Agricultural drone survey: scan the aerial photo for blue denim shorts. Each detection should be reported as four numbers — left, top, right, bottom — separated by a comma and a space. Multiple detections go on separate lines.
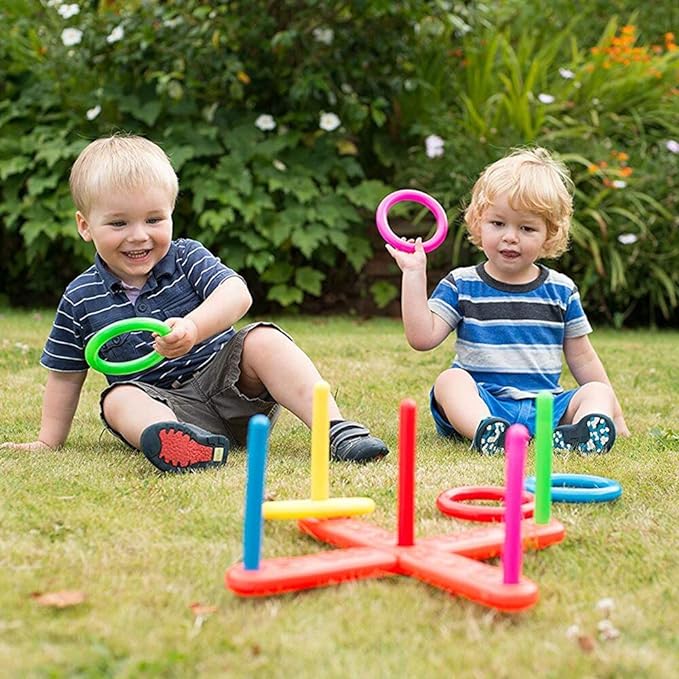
430, 383, 578, 440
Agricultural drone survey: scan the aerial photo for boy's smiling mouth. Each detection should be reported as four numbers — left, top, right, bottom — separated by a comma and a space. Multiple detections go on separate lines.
123, 249, 151, 260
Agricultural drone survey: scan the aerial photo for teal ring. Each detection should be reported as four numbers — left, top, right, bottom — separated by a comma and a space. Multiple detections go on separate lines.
85, 318, 171, 376
525, 473, 622, 503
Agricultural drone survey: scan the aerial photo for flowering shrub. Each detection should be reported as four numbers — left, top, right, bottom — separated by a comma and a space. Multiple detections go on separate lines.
0, 1, 677, 325
388, 13, 678, 326
0, 0, 461, 309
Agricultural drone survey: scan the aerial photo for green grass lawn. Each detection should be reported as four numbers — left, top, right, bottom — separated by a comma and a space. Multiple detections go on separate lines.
1, 310, 677, 678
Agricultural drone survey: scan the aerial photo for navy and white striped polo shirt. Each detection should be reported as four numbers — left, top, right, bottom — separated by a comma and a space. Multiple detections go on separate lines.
428, 263, 592, 399
40, 238, 242, 388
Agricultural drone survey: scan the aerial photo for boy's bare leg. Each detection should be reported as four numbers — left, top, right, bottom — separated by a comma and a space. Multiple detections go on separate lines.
102, 385, 177, 448
558, 381, 616, 425
433, 368, 491, 439
237, 327, 342, 427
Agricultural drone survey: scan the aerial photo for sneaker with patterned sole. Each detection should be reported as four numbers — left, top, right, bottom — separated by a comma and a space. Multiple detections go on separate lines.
140, 421, 230, 472
552, 413, 616, 454
471, 417, 510, 455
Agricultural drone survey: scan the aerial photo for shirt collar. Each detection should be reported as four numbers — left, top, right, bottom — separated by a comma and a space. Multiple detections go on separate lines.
94, 241, 178, 293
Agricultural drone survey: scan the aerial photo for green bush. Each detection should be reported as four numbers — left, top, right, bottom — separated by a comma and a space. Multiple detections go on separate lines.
0, 1, 677, 325
391, 12, 678, 326
0, 0, 463, 309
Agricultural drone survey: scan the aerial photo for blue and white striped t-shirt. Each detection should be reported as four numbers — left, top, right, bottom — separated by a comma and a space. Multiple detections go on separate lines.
428, 263, 592, 399
41, 238, 242, 388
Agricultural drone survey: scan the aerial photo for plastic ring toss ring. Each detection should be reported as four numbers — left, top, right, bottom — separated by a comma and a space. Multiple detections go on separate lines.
85, 317, 171, 376
525, 473, 622, 503
436, 485, 535, 522
375, 189, 448, 253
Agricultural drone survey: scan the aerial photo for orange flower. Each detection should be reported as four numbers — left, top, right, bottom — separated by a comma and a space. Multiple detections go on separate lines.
617, 152, 629, 162
621, 25, 635, 35
620, 166, 633, 177
588, 164, 599, 173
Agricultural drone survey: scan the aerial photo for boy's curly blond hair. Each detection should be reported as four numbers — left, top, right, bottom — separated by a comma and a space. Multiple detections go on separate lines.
464, 147, 574, 259
70, 134, 179, 216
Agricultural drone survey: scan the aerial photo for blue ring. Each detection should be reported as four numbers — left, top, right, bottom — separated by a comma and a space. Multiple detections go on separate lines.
525, 473, 622, 503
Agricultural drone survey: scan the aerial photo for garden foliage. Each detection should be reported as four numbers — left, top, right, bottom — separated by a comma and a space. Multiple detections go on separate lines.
0, 0, 677, 325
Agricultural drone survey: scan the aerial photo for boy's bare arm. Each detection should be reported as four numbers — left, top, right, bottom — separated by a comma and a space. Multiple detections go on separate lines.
563, 335, 630, 436
154, 276, 252, 359
1, 370, 87, 451
386, 239, 451, 350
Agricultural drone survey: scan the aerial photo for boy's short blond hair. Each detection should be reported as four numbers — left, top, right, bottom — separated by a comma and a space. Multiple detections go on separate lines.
69, 135, 179, 216
464, 147, 573, 259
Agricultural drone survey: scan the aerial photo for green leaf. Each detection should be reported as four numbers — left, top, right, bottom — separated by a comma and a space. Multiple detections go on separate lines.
198, 208, 235, 231
344, 236, 372, 270
27, 173, 60, 196
291, 223, 327, 257
261, 262, 294, 284
295, 267, 324, 296
267, 284, 303, 307
340, 180, 392, 210
0, 155, 32, 180
245, 251, 275, 273
370, 281, 398, 309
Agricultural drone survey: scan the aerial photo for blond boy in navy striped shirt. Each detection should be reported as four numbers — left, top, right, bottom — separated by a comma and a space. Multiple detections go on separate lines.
2, 135, 388, 470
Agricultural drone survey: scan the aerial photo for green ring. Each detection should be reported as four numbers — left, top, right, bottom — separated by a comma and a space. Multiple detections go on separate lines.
85, 318, 171, 376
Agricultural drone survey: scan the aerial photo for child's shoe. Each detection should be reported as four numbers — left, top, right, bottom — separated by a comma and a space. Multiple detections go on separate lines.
329, 420, 389, 462
140, 421, 230, 472
471, 417, 510, 455
552, 413, 616, 454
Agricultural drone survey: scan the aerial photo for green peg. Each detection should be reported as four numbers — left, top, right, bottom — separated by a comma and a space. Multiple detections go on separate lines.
534, 391, 554, 524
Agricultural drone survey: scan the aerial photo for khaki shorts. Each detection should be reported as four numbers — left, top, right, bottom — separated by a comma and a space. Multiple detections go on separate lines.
100, 322, 289, 448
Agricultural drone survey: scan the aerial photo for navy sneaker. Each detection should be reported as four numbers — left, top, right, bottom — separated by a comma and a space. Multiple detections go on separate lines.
552, 413, 616, 454
329, 421, 389, 462
471, 417, 510, 455
140, 421, 230, 472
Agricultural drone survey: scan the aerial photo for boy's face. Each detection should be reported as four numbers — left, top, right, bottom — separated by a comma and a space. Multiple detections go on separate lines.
76, 186, 174, 288
477, 192, 548, 284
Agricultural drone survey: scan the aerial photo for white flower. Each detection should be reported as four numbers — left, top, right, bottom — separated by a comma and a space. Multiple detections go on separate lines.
538, 93, 555, 104
319, 112, 341, 131
595, 597, 615, 612
617, 233, 638, 245
272, 159, 287, 172
57, 3, 79, 19
60, 27, 82, 46
312, 27, 334, 45
666, 139, 679, 154
425, 134, 445, 158
612, 180, 627, 189
565, 624, 581, 639
255, 114, 276, 131
47, 0, 62, 7
559, 68, 575, 79
600, 626, 620, 640
106, 25, 124, 44
86, 105, 101, 120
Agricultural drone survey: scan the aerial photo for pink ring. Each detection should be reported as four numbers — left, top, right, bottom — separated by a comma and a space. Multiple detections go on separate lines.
436, 485, 535, 523
376, 189, 448, 253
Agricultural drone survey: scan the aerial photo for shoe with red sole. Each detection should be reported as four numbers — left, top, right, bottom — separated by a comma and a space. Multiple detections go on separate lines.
140, 421, 230, 473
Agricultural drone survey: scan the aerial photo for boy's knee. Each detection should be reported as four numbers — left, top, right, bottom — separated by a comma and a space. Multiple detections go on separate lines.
435, 367, 473, 390
579, 381, 616, 407
101, 384, 140, 417
243, 326, 289, 355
